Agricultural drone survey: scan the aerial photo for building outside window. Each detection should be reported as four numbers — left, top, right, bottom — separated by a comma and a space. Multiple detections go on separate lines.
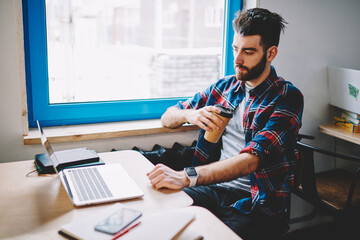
46, 0, 224, 103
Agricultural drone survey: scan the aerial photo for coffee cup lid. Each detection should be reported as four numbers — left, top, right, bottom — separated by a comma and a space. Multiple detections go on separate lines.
214, 104, 233, 118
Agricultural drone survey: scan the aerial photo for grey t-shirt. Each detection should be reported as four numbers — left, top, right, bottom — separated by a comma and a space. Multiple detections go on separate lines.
217, 83, 254, 192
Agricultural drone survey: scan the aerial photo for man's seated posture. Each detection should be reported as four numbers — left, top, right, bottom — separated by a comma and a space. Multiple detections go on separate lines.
147, 8, 303, 240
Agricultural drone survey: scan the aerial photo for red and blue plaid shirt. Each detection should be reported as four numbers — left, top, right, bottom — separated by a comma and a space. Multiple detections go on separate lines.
176, 66, 303, 216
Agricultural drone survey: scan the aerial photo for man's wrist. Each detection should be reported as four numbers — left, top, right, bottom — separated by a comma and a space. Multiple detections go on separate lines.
184, 167, 198, 187
183, 172, 190, 187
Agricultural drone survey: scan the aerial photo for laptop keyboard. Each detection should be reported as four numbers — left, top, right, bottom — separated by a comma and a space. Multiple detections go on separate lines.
67, 167, 113, 202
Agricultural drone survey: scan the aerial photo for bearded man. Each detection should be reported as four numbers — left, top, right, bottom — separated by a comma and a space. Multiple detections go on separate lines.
147, 8, 304, 240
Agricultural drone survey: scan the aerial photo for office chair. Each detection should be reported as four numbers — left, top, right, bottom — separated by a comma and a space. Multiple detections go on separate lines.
291, 138, 360, 224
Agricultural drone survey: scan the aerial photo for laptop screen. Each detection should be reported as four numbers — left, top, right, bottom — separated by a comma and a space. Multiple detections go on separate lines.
37, 120, 60, 173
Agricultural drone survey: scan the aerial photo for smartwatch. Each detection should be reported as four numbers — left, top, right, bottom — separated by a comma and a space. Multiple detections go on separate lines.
184, 167, 198, 187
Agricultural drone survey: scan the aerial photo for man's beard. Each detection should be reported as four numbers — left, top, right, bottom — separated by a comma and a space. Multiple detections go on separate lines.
235, 53, 267, 81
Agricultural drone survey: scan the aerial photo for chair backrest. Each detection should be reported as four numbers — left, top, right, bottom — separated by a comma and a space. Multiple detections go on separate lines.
294, 142, 318, 197
293, 134, 316, 191
293, 145, 304, 189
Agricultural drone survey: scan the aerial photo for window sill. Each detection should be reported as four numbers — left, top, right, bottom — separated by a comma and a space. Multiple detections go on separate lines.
23, 119, 199, 145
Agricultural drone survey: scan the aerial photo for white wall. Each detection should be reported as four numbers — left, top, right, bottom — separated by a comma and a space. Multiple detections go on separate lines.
1, 0, 360, 166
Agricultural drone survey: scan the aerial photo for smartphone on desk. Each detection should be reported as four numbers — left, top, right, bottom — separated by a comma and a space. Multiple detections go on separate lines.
94, 207, 142, 235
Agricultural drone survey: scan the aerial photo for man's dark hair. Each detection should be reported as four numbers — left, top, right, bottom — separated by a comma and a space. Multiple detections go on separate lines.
232, 8, 287, 49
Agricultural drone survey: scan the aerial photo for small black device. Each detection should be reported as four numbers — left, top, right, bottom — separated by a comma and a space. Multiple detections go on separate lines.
94, 207, 142, 235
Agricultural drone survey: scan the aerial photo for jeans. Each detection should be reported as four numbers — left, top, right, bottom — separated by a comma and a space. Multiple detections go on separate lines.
183, 185, 289, 240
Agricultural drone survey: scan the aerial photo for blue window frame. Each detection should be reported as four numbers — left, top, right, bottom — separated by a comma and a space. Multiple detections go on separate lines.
22, 0, 242, 127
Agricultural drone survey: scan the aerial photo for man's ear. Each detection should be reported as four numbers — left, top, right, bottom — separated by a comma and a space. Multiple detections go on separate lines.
266, 46, 278, 62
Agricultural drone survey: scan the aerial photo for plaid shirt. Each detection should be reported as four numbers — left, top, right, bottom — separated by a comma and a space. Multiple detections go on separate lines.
176, 66, 303, 216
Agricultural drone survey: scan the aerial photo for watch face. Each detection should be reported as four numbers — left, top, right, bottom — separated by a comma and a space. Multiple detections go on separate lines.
186, 167, 197, 176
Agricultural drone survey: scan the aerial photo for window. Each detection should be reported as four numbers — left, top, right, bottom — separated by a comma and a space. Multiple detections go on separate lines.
204, 0, 224, 27
23, 0, 242, 127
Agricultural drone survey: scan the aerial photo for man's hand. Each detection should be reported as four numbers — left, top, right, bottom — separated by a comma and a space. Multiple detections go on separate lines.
185, 106, 223, 132
161, 106, 223, 131
147, 164, 189, 190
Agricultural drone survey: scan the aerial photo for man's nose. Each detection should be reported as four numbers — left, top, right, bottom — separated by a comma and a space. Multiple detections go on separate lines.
234, 52, 243, 65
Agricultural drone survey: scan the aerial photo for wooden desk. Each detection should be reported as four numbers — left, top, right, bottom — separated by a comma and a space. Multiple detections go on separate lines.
319, 124, 360, 145
0, 150, 241, 240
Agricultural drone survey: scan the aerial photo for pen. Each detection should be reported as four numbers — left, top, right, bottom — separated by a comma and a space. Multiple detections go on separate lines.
111, 221, 142, 240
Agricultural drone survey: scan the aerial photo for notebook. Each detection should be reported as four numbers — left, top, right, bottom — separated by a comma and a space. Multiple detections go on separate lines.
59, 203, 196, 240
37, 121, 144, 206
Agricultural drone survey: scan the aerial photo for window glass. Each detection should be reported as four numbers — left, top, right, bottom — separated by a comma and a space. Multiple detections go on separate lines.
45, 0, 225, 104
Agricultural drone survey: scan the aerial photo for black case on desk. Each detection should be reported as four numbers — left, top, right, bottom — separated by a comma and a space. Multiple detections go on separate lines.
34, 149, 104, 174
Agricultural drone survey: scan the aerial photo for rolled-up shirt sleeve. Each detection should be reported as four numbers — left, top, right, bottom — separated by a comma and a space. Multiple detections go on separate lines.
175, 85, 213, 110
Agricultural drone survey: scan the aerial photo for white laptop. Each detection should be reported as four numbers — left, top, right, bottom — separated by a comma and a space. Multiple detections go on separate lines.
37, 121, 144, 206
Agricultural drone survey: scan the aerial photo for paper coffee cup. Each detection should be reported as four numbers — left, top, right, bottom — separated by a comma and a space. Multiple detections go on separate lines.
204, 104, 233, 143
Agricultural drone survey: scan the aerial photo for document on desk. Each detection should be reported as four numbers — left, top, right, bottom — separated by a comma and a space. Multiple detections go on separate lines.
59, 203, 196, 240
